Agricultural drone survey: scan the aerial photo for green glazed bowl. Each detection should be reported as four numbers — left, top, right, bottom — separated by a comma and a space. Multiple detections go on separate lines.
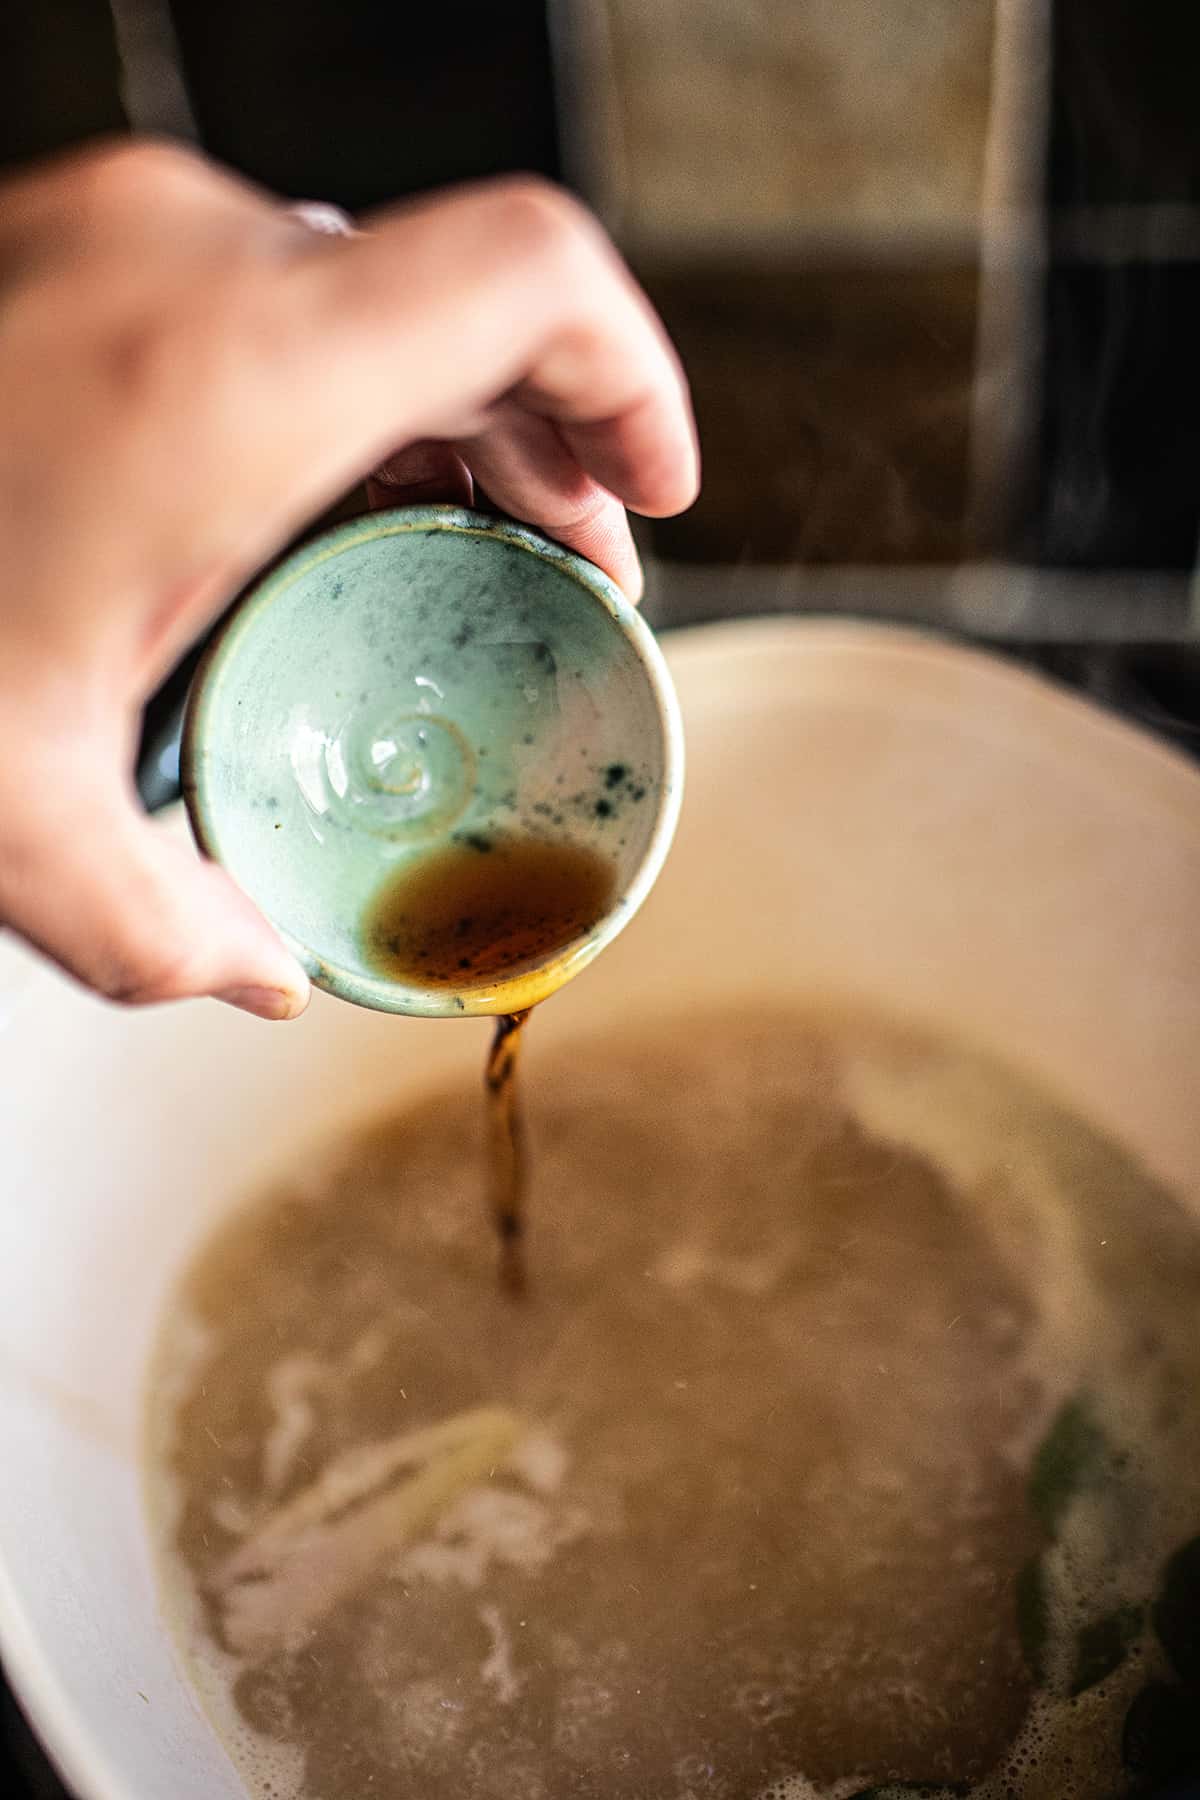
182, 506, 684, 1017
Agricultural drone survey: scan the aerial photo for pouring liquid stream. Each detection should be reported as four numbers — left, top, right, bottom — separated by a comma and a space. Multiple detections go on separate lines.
362, 833, 618, 1291
485, 1009, 532, 1296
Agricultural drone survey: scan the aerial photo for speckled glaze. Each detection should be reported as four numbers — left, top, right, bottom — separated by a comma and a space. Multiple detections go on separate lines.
182, 507, 684, 1016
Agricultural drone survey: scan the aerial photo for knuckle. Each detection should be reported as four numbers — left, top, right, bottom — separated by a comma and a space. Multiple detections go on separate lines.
99, 940, 202, 1007
103, 274, 264, 406
490, 175, 591, 257
0, 759, 214, 1009
103, 312, 180, 399
91, 864, 205, 1007
72, 137, 206, 212
552, 483, 614, 533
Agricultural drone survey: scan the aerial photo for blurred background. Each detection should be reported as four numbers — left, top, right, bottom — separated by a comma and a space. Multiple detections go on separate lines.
6, 0, 1200, 769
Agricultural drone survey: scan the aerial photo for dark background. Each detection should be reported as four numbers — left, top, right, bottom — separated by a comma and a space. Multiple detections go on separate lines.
5, 0, 1200, 577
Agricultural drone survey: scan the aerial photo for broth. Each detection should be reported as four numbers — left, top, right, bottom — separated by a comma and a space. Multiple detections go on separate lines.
147, 1010, 1200, 1800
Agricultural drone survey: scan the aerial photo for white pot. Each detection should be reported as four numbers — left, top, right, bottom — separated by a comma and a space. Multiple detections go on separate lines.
2, 619, 1199, 1798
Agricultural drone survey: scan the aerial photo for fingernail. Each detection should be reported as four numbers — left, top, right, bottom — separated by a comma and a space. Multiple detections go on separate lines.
371, 444, 468, 492
370, 473, 459, 502
216, 984, 305, 1021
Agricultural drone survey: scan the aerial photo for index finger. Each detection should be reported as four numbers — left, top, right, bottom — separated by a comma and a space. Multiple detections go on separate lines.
293, 179, 700, 520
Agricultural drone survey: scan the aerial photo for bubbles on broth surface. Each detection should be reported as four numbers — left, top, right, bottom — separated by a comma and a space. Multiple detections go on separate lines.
146, 1010, 1200, 1800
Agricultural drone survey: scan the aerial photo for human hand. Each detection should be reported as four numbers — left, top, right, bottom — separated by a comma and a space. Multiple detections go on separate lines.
0, 140, 697, 1018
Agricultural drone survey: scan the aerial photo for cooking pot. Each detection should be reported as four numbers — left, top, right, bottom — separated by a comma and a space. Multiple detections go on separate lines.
2, 618, 1199, 1798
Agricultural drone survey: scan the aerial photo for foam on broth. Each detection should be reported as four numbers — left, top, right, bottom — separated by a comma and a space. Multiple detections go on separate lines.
145, 1010, 1200, 1799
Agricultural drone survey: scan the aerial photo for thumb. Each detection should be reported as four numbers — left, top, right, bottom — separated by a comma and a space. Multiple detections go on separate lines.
1, 796, 309, 1020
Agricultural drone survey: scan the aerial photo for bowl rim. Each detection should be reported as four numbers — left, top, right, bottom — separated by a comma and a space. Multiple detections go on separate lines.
9, 614, 1200, 1800
181, 505, 686, 1017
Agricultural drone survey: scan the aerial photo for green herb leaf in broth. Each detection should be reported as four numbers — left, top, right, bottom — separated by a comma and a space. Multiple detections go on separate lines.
1029, 1396, 1111, 1537
1152, 1534, 1200, 1685
1069, 1604, 1144, 1697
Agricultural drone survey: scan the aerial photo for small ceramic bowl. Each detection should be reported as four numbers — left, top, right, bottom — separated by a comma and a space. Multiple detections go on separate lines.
182, 506, 684, 1016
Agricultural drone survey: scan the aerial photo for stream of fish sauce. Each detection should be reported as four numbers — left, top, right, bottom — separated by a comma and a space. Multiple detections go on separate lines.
484, 1010, 532, 1296
359, 832, 616, 1293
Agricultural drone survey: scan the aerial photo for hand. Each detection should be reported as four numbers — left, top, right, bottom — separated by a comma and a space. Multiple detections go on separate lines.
0, 139, 697, 1019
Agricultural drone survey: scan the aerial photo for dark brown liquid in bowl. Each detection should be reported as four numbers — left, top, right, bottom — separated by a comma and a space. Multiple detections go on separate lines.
361, 837, 616, 988
148, 1012, 1200, 1800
